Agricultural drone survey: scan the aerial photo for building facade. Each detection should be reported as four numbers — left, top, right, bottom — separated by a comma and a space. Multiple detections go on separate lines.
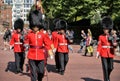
3, 0, 35, 28
12, 0, 35, 28
4, 0, 13, 6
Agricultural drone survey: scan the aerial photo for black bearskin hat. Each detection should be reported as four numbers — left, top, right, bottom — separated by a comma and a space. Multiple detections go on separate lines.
43, 20, 50, 30
55, 19, 67, 30
29, 10, 43, 29
101, 16, 113, 29
14, 18, 24, 31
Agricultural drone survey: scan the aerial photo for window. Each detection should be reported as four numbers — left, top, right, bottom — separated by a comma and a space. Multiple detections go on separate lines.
27, 9, 29, 12
27, 0, 29, 3
24, 5, 27, 8
10, 0, 12, 3
30, 0, 32, 3
5, 0, 7, 3
16, 10, 20, 13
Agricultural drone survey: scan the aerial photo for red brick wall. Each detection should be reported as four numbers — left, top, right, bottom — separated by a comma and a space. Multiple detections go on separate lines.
0, 1, 12, 28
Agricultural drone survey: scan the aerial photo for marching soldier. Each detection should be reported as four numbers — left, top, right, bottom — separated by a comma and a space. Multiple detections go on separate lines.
24, 1, 54, 81
55, 20, 73, 75
96, 16, 117, 81
52, 27, 60, 72
9, 18, 25, 73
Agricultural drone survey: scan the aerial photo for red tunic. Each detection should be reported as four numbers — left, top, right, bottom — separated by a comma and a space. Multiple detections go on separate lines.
24, 31, 51, 60
52, 31, 58, 48
40, 30, 53, 48
10, 32, 24, 52
97, 34, 115, 58
56, 34, 69, 53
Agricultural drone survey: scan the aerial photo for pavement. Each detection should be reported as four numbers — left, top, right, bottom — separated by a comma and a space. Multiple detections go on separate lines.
0, 35, 120, 81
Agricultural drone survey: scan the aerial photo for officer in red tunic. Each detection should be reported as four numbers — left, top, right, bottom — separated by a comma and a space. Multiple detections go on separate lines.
55, 20, 73, 75
10, 18, 25, 73
96, 16, 117, 81
52, 27, 60, 71
39, 27, 54, 65
24, 1, 54, 81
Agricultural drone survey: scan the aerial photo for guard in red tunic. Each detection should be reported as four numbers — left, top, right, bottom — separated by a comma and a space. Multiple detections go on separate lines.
39, 28, 54, 65
96, 16, 117, 81
55, 20, 73, 75
10, 18, 25, 73
52, 28, 59, 49
24, 1, 54, 81
52, 27, 60, 71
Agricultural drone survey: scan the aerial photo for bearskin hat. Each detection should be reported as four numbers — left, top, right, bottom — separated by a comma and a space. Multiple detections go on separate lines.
14, 18, 24, 30
29, 10, 43, 29
55, 19, 67, 30
101, 16, 113, 29
42, 20, 49, 30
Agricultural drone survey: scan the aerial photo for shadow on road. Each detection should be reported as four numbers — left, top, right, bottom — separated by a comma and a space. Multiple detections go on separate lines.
114, 60, 120, 63
5, 62, 30, 77
19, 72, 30, 77
81, 77, 102, 81
46, 64, 58, 74
5, 61, 16, 73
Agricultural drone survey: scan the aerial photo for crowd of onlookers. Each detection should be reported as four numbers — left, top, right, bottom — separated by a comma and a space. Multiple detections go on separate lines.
77, 29, 120, 56
2, 27, 120, 55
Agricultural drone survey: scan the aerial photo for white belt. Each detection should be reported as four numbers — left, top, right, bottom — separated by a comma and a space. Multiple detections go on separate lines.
59, 43, 68, 46
15, 42, 23, 44
102, 46, 113, 48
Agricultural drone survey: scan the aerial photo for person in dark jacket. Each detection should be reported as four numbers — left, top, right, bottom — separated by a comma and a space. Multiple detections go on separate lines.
3, 27, 11, 50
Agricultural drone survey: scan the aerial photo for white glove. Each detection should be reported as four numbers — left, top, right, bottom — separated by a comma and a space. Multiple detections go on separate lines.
10, 46, 13, 50
96, 52, 100, 59
52, 48, 56, 53
50, 55, 54, 59
24, 45, 29, 51
42, 14, 45, 20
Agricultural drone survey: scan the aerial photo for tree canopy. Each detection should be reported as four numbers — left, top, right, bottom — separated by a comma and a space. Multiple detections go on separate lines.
42, 0, 120, 24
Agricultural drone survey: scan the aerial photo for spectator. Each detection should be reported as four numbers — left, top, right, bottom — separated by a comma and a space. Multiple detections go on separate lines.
84, 29, 93, 56
78, 30, 86, 53
3, 27, 11, 50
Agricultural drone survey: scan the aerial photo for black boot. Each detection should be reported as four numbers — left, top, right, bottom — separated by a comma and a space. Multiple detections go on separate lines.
59, 70, 64, 75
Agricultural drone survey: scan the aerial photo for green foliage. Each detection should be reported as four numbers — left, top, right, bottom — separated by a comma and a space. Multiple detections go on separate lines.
37, 0, 120, 24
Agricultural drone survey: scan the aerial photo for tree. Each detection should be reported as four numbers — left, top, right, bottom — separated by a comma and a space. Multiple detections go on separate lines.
40, 0, 120, 24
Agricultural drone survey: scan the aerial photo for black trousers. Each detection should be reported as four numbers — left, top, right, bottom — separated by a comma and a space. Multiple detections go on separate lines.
29, 59, 45, 81
55, 52, 60, 70
14, 52, 25, 71
58, 52, 69, 72
101, 57, 114, 81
